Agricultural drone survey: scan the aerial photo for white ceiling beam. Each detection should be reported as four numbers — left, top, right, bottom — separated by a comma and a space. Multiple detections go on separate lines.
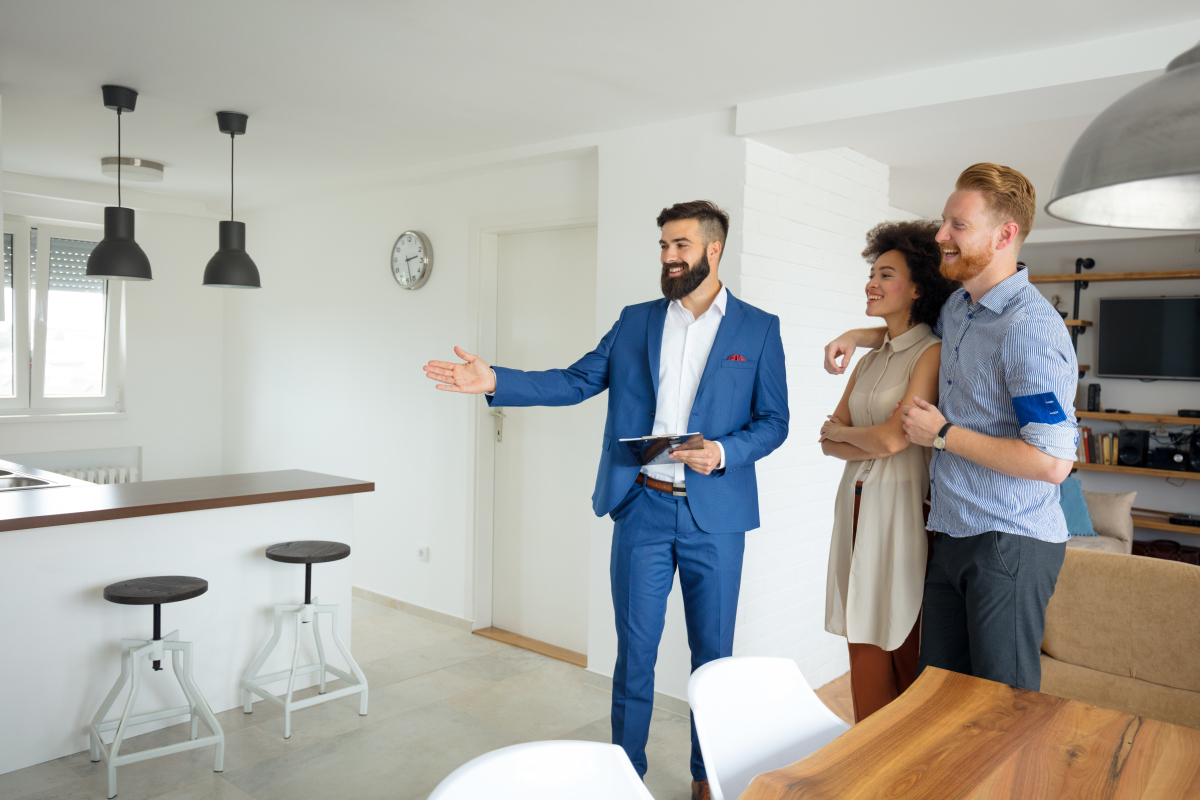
736, 20, 1200, 141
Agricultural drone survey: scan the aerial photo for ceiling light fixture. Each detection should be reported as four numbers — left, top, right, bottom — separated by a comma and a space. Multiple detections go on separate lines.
86, 85, 153, 281
1046, 40, 1200, 229
203, 112, 261, 289
101, 156, 164, 182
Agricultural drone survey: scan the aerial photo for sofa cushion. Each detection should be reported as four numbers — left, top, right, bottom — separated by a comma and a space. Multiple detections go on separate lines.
1129, 553, 1200, 693
1081, 488, 1136, 544
1066, 534, 1129, 554
1040, 654, 1200, 730
1059, 476, 1096, 535
1043, 549, 1134, 678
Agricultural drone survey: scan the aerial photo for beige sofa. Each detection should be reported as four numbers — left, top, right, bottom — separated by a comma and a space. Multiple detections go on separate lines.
1041, 547, 1200, 729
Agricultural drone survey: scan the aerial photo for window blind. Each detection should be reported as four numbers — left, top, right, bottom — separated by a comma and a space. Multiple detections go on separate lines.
49, 237, 103, 294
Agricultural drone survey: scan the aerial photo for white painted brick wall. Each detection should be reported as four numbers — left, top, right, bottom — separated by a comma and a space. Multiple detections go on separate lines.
734, 139, 892, 690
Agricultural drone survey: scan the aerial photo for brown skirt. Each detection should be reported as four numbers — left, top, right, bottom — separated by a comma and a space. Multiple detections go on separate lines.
847, 480, 922, 723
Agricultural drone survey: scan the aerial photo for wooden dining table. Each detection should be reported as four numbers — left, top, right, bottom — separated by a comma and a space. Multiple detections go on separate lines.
741, 667, 1200, 799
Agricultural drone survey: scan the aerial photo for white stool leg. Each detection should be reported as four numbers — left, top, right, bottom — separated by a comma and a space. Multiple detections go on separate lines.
282, 611, 303, 739
243, 605, 286, 713
106, 641, 153, 799
90, 642, 137, 762
312, 598, 328, 695
170, 640, 225, 773
327, 604, 369, 715
171, 645, 199, 740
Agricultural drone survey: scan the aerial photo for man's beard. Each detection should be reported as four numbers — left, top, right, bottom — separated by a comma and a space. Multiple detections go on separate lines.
661, 252, 710, 301
939, 242, 993, 282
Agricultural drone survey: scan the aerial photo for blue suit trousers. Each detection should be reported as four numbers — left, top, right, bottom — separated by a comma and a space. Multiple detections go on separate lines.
609, 483, 745, 781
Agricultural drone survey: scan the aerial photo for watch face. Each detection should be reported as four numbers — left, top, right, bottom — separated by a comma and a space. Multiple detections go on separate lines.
392, 232, 430, 289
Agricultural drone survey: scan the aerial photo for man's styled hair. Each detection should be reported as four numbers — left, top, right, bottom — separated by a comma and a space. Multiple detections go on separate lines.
862, 220, 959, 328
656, 200, 730, 248
955, 163, 1037, 244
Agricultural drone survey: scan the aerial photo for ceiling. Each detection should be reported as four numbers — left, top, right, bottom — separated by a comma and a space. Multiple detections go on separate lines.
2, 0, 1199, 211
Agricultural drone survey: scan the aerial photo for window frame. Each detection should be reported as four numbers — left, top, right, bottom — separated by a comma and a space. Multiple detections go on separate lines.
1, 219, 124, 416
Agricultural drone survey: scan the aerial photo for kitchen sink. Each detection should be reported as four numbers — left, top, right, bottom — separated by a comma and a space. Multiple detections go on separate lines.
0, 469, 68, 492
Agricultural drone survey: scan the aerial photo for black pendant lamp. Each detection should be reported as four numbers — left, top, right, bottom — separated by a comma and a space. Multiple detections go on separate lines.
203, 111, 261, 288
86, 85, 153, 281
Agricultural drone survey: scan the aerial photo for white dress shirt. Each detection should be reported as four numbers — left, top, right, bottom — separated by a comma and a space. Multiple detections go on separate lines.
644, 286, 728, 485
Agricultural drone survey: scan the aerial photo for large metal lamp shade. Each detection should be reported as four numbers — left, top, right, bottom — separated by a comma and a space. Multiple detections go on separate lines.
202, 221, 260, 288
87, 207, 152, 281
1046, 41, 1200, 229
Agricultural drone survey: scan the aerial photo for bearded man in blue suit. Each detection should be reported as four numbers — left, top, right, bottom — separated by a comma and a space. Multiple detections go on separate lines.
424, 201, 788, 799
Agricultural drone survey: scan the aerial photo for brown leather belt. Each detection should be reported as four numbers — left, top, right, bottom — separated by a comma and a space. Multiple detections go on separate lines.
636, 473, 687, 497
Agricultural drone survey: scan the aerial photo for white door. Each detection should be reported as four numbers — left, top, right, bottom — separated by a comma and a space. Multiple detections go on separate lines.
492, 225, 598, 655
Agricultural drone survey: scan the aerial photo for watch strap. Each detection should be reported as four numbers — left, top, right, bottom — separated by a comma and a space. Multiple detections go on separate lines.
937, 422, 954, 440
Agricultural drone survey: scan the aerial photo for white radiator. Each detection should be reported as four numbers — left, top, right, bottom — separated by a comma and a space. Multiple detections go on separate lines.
60, 467, 140, 485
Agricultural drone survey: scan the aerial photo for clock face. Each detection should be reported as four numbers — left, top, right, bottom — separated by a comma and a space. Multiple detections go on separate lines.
391, 231, 432, 290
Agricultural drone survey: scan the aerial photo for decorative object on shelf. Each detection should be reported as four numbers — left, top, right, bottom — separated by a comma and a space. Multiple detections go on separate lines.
1087, 384, 1101, 412
1148, 448, 1188, 472
1050, 294, 1068, 319
1046, 39, 1200, 229
86, 85, 152, 281
1168, 514, 1200, 528
203, 112, 261, 289
1180, 409, 1200, 418
391, 230, 433, 290
100, 156, 163, 182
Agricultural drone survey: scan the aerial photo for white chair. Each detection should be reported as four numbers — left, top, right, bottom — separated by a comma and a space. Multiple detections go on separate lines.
688, 657, 851, 800
428, 741, 654, 800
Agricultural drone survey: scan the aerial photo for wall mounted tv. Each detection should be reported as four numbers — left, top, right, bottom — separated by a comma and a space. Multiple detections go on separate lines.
1097, 297, 1200, 381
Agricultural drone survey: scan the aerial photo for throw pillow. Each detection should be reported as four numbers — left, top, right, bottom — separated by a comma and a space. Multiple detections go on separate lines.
1081, 488, 1137, 544
1059, 476, 1097, 537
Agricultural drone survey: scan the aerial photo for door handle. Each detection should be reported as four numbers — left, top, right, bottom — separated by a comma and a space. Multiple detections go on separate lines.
491, 408, 505, 443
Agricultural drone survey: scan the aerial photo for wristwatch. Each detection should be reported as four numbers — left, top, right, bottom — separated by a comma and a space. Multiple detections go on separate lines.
933, 423, 953, 451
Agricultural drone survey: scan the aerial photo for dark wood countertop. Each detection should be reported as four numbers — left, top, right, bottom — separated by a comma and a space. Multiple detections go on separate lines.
0, 461, 374, 533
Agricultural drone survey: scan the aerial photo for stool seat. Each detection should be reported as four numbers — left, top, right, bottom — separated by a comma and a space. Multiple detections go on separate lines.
266, 540, 350, 564
103, 576, 208, 605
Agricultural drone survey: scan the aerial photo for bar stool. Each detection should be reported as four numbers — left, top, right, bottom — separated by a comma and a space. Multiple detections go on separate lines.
90, 577, 225, 799
242, 541, 368, 738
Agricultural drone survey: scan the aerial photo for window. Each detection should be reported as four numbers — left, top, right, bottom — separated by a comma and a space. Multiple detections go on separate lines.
0, 221, 123, 416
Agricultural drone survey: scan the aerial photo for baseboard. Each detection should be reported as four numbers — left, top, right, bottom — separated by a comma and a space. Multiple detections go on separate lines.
352, 586, 474, 632
581, 670, 690, 717
473, 627, 587, 668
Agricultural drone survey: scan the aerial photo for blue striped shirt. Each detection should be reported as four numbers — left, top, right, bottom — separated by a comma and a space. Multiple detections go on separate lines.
927, 267, 1079, 543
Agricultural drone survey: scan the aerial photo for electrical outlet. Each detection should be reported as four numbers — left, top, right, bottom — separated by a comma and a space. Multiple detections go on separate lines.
417, 546, 430, 562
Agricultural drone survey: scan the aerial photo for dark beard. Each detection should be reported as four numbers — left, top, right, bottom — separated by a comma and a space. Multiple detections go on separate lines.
661, 252, 710, 301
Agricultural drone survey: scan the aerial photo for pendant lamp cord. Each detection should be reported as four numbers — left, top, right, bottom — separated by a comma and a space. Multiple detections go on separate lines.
117, 109, 122, 208
230, 132, 235, 222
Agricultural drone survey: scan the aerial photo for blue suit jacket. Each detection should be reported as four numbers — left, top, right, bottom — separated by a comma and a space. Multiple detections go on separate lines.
487, 292, 788, 534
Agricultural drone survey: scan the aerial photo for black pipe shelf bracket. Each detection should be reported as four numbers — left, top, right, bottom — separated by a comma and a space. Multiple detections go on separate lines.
1071, 258, 1095, 380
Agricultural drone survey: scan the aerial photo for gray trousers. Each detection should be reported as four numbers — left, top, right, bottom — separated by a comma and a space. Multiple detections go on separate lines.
917, 530, 1066, 691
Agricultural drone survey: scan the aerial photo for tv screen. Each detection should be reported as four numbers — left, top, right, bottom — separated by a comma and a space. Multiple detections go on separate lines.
1097, 297, 1200, 381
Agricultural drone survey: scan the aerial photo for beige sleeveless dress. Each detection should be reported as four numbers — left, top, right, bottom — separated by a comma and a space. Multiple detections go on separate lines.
825, 323, 940, 652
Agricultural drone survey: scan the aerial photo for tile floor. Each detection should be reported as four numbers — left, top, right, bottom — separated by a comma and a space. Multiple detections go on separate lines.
2, 598, 715, 800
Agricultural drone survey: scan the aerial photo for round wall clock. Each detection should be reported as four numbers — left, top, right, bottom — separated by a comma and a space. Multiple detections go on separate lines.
391, 230, 433, 290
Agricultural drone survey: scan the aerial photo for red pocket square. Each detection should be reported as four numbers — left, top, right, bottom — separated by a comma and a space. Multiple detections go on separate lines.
727, 354, 746, 361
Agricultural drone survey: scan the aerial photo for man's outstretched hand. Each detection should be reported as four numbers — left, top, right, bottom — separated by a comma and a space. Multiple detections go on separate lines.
424, 347, 497, 394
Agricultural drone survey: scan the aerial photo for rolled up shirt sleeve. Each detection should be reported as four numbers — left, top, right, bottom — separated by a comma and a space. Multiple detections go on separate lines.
1001, 314, 1080, 461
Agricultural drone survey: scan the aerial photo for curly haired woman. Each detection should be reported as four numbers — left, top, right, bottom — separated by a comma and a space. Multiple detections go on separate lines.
819, 220, 958, 722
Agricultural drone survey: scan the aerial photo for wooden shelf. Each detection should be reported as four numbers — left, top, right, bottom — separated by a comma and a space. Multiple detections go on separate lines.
1031, 269, 1200, 285
1073, 462, 1200, 480
1064, 319, 1093, 327
1131, 512, 1200, 534
1076, 410, 1200, 425
1078, 365, 1090, 373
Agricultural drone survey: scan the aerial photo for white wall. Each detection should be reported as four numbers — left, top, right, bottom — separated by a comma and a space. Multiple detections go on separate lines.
1, 178, 224, 480
220, 154, 599, 621
1023, 234, 1200, 547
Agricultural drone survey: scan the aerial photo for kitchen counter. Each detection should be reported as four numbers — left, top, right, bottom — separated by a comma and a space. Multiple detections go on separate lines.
0, 459, 374, 532
0, 461, 374, 775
